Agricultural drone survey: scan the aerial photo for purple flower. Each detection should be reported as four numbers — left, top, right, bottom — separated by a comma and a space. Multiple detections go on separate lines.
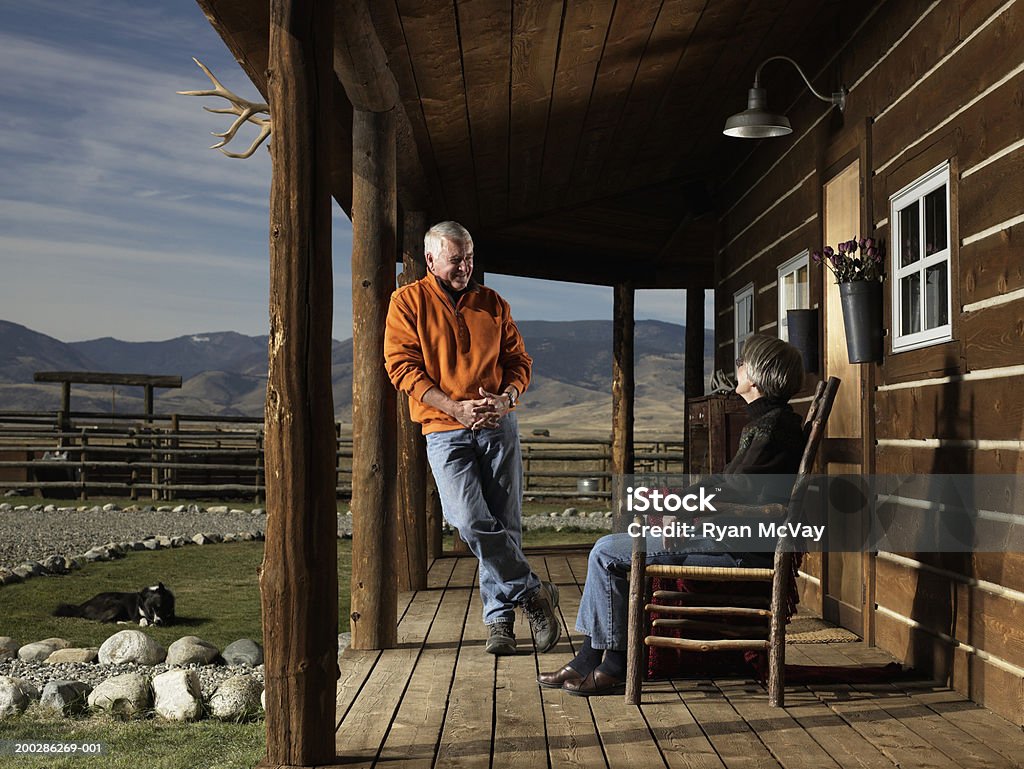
864, 237, 875, 249
868, 246, 880, 261
847, 239, 858, 253
838, 241, 848, 255
823, 245, 835, 258
829, 253, 841, 268
811, 250, 822, 264
858, 237, 867, 249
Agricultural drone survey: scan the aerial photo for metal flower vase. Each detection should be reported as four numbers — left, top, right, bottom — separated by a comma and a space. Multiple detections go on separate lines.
838, 280, 883, 363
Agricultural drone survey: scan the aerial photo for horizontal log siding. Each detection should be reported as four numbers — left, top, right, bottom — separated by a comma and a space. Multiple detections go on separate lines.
715, 0, 1024, 722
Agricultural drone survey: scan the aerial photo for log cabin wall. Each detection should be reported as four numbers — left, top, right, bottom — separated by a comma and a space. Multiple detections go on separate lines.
712, 0, 1024, 724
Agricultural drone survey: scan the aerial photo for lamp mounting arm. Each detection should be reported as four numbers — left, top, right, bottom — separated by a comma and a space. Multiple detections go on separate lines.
753, 55, 846, 112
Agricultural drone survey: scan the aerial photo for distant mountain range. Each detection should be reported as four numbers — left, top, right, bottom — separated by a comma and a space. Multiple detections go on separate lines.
0, 319, 713, 437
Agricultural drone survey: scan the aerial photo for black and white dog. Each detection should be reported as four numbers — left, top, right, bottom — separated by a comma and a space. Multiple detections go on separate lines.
53, 583, 176, 626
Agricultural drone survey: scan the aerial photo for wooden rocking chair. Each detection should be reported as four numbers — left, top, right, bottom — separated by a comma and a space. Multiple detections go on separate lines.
625, 376, 840, 707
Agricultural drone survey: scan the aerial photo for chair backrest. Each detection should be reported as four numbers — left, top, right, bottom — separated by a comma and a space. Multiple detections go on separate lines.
774, 376, 841, 557
797, 377, 841, 477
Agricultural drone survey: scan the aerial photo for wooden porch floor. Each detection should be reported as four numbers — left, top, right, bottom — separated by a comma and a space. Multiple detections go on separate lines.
334, 550, 1024, 769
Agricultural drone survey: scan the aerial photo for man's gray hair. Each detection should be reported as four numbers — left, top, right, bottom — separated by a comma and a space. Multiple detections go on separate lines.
741, 334, 804, 401
424, 221, 473, 259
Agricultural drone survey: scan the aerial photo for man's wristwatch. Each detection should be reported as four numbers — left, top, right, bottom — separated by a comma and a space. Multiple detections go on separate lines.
504, 387, 518, 409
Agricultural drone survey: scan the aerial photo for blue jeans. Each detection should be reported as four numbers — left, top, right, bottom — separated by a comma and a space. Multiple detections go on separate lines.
425, 413, 540, 625
576, 532, 750, 650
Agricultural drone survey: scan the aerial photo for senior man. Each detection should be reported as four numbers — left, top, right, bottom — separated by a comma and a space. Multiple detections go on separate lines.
384, 221, 560, 655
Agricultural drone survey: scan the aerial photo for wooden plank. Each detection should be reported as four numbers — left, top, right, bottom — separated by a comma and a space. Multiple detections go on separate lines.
774, 688, 897, 769
902, 681, 1024, 767
397, 0, 479, 226
368, 1, 448, 215
538, 0, 616, 210
537, 554, 610, 769
34, 372, 182, 388
674, 680, 783, 769
493, 587, 550, 769
717, 680, 841, 769
459, 0, 512, 226
370, 557, 477, 768
960, 145, 1024, 246
334, 577, 447, 764
434, 586, 496, 768
507, 0, 564, 219
594, 0, 708, 196
875, 377, 1024, 441
640, 679, 726, 769
961, 219, 1024, 305
845, 682, 1013, 769
875, 445, 1024, 475
568, 0, 663, 201
627, 0, 747, 184
873, 0, 1024, 171
963, 295, 1024, 371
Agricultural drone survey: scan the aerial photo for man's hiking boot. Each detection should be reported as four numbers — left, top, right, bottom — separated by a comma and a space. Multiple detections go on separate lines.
523, 581, 561, 653
485, 619, 516, 655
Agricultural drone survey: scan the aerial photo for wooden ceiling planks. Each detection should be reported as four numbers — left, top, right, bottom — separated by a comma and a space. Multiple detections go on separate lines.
507, 0, 565, 220
594, 0, 709, 199
624, 0, 749, 190
567, 0, 664, 205
458, 0, 513, 227
671, 0, 816, 185
369, 2, 449, 216
397, 0, 480, 227
536, 0, 617, 212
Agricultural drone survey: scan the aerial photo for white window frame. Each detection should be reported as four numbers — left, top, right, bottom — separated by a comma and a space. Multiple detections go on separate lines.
890, 162, 953, 353
777, 250, 810, 342
734, 283, 754, 362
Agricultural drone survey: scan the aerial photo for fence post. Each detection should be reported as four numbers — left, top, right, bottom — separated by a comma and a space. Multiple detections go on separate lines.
255, 429, 264, 506
129, 429, 139, 502
167, 415, 179, 502
79, 431, 88, 501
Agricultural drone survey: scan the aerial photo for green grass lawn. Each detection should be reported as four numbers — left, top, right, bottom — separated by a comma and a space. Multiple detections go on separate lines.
0, 526, 602, 769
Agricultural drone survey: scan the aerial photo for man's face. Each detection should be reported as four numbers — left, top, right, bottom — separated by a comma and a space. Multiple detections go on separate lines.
427, 238, 473, 291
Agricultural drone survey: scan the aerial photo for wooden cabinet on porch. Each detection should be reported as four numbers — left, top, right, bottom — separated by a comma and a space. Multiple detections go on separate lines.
685, 392, 748, 475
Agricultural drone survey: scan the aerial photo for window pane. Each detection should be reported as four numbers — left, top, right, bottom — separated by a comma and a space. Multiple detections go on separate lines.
796, 266, 808, 307
925, 262, 949, 329
900, 201, 920, 267
901, 273, 921, 335
924, 186, 947, 256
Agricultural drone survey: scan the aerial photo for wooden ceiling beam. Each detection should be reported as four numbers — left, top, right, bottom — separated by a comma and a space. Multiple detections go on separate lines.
474, 237, 713, 289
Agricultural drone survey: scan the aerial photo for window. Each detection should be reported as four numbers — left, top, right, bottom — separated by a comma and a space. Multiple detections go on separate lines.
777, 251, 810, 341
734, 283, 754, 360
890, 163, 952, 352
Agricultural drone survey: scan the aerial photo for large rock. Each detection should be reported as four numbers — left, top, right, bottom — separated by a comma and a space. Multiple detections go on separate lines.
152, 670, 202, 721
18, 638, 71, 663
0, 637, 19, 661
209, 675, 262, 720
222, 638, 263, 667
87, 673, 151, 717
0, 677, 31, 718
166, 636, 220, 666
98, 630, 166, 665
47, 648, 99, 664
41, 681, 92, 715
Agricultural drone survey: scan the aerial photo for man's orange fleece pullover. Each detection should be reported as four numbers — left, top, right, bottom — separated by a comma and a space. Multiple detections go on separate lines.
384, 275, 532, 434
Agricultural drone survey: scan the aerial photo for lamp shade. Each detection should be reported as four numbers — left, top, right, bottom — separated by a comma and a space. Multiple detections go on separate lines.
723, 87, 793, 138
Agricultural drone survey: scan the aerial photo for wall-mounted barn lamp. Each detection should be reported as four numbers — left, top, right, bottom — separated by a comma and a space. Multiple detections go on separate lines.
723, 56, 847, 139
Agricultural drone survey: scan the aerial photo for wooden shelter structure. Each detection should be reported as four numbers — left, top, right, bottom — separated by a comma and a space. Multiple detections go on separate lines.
191, 1, 1024, 766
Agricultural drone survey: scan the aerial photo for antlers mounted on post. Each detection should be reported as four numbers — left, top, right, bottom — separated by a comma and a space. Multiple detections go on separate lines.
178, 58, 271, 159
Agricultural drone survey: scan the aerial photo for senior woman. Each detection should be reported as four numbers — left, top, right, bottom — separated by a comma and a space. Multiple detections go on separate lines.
538, 333, 806, 696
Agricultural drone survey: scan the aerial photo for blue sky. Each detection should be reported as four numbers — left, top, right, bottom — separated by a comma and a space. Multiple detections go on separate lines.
1, 1, 710, 343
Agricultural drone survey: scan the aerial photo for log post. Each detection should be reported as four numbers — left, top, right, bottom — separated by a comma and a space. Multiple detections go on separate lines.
612, 282, 635, 532
395, 209, 428, 590
685, 287, 705, 399
685, 287, 705, 478
349, 106, 398, 651
260, 1, 337, 766
426, 471, 443, 561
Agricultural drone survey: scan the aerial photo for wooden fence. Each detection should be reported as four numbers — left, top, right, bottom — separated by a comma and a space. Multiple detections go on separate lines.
0, 411, 683, 502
